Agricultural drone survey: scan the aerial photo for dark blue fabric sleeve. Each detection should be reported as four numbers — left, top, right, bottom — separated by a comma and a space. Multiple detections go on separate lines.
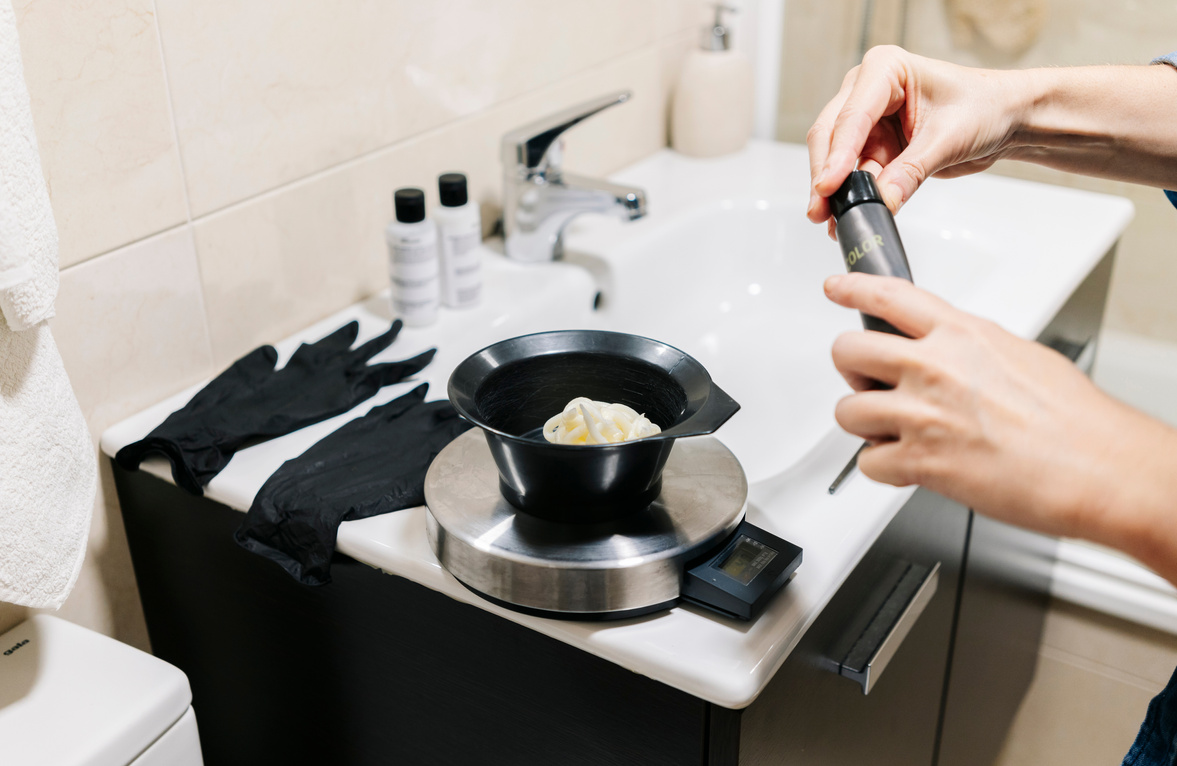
1154, 53, 1177, 208
1123, 663, 1177, 765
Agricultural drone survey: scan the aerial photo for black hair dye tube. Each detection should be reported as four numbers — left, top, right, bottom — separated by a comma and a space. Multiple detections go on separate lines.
828, 170, 914, 336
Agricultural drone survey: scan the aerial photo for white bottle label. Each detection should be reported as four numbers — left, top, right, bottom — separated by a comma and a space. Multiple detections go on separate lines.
387, 221, 439, 326
391, 236, 436, 265
439, 223, 482, 308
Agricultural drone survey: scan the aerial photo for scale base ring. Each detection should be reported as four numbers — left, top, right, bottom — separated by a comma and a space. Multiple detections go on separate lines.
424, 430, 749, 617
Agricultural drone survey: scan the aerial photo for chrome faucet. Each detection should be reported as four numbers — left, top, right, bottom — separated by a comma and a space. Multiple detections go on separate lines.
501, 91, 647, 262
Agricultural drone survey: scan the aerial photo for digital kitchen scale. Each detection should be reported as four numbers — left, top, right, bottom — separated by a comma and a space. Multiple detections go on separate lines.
424, 429, 802, 621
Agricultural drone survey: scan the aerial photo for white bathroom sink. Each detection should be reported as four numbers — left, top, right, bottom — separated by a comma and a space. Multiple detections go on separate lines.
564, 145, 1007, 483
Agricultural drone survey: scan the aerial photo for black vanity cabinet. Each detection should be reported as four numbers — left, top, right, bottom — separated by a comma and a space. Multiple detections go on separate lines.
113, 250, 1114, 766
114, 466, 967, 766
738, 488, 969, 766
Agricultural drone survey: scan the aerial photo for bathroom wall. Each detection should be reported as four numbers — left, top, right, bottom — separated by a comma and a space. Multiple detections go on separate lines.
0, 0, 709, 647
777, 2, 1177, 763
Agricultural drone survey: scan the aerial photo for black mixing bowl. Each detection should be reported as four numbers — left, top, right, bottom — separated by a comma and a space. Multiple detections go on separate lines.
447, 330, 740, 523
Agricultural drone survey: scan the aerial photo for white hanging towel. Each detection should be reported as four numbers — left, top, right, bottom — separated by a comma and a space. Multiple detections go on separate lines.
0, 0, 96, 609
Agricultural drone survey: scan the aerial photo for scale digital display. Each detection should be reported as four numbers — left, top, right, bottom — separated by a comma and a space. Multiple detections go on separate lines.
717, 536, 778, 585
681, 521, 804, 620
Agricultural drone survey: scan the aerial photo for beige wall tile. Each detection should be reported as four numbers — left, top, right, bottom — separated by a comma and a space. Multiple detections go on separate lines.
775, 0, 868, 144
994, 649, 1155, 766
561, 33, 691, 178
44, 226, 216, 648
1054, 602, 1177, 691
1105, 192, 1177, 342
906, 0, 1177, 69
14, 0, 188, 267
193, 169, 387, 367
998, 648, 1153, 765
1042, 599, 1177, 689
156, 0, 663, 216
53, 227, 214, 433
653, 0, 710, 41
195, 41, 673, 366
993, 600, 1177, 763
47, 473, 150, 650
862, 0, 906, 51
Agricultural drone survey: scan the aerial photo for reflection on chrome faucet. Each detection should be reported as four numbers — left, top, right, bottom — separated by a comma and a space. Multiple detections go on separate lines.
501, 91, 647, 262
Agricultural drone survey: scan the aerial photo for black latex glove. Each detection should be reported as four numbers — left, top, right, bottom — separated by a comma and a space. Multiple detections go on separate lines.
116, 320, 435, 495
234, 383, 472, 585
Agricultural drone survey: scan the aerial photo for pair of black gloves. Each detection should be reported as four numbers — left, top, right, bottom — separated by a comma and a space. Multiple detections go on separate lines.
116, 320, 471, 585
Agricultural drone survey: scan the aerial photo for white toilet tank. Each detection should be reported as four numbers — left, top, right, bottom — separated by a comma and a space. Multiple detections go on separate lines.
0, 615, 204, 766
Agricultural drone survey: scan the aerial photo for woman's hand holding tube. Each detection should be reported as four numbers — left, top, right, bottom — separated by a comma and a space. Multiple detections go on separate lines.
826, 272, 1177, 585
806, 46, 1027, 231
807, 46, 1177, 235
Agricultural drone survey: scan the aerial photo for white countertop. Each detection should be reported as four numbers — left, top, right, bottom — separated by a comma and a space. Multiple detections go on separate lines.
101, 141, 1135, 709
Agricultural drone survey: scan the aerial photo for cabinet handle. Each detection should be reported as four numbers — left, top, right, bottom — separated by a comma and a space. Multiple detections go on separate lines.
829, 560, 940, 695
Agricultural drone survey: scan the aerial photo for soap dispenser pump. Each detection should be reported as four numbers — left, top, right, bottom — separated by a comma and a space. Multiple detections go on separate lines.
671, 3, 754, 158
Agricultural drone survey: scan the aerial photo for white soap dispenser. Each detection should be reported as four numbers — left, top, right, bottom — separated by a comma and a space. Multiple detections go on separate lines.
671, 3, 754, 158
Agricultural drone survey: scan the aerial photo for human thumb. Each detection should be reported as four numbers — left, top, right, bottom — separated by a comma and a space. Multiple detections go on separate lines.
874, 135, 945, 214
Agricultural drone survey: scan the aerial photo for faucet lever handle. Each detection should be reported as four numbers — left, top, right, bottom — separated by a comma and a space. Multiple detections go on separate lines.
502, 90, 631, 175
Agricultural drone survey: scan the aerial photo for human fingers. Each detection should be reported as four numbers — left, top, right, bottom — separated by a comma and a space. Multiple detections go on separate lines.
807, 67, 859, 222
824, 273, 952, 339
871, 133, 948, 213
814, 46, 912, 201
857, 119, 905, 182
834, 391, 901, 442
831, 330, 914, 390
856, 440, 922, 487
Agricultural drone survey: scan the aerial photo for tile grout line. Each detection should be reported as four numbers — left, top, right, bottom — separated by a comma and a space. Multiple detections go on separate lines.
57, 223, 192, 276
148, 0, 215, 368
1038, 643, 1172, 693
147, 0, 194, 226
62, 24, 699, 272
180, 27, 699, 226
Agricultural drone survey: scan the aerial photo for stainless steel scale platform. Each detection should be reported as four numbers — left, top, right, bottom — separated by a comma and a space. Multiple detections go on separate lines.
424, 429, 749, 619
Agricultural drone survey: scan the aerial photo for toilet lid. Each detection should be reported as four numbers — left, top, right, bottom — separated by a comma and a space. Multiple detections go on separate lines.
0, 615, 192, 766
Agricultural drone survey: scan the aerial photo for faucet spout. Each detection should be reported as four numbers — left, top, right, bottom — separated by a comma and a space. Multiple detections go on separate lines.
507, 174, 646, 262
501, 92, 648, 262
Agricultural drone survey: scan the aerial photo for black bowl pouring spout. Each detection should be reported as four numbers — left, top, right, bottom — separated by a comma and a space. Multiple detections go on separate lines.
447, 330, 741, 524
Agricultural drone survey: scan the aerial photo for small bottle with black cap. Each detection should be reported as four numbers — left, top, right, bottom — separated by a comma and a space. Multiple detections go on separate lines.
386, 187, 439, 327
828, 170, 915, 336
433, 173, 482, 309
